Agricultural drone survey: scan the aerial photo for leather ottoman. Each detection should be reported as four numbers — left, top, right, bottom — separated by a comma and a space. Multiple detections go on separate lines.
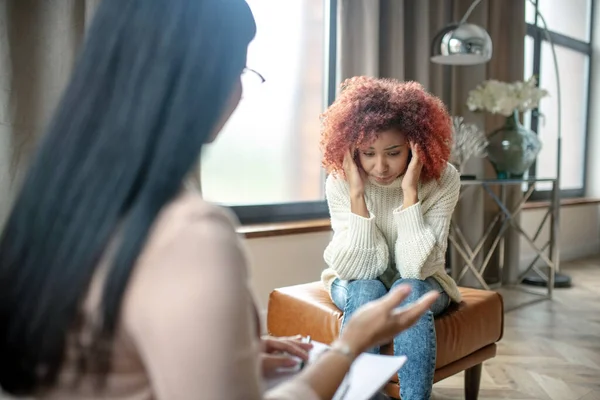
267, 282, 504, 400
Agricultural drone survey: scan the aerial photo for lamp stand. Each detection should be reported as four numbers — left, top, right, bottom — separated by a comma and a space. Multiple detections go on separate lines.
521, 0, 571, 288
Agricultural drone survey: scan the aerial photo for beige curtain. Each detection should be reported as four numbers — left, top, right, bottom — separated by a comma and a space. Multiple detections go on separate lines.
338, 0, 525, 131
337, 0, 526, 286
0, 0, 100, 227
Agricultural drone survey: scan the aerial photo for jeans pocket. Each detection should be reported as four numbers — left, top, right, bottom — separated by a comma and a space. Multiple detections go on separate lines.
330, 278, 348, 310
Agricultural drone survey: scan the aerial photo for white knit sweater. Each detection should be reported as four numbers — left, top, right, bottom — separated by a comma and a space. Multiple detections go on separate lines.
321, 163, 462, 303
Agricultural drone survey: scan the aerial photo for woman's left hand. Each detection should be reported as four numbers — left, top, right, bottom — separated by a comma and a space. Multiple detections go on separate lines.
260, 335, 313, 377
402, 142, 423, 204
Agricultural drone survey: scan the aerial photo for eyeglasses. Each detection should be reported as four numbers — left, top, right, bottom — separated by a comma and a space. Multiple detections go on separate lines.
243, 67, 265, 83
241, 67, 266, 98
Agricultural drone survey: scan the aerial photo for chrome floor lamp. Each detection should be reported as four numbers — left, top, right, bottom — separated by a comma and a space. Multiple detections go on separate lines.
430, 0, 572, 288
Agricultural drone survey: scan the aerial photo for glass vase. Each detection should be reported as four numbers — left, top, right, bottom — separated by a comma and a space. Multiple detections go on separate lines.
486, 111, 542, 179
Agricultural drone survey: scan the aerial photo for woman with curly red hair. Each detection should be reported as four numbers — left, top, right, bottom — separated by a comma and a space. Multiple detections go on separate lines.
320, 76, 461, 399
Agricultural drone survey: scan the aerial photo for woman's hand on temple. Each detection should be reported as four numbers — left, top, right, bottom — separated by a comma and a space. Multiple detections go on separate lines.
260, 335, 313, 378
401, 142, 423, 206
338, 284, 438, 356
343, 149, 367, 197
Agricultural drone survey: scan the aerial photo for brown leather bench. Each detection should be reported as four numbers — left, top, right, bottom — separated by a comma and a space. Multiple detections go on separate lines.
267, 282, 503, 400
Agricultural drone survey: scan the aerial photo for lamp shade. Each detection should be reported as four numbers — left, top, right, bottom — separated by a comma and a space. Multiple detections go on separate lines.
430, 23, 493, 65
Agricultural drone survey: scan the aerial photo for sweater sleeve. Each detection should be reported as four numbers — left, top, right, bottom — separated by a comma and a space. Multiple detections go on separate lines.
323, 175, 389, 280
393, 165, 460, 279
124, 198, 319, 400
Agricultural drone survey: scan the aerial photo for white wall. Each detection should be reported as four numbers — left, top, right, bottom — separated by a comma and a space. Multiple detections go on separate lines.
519, 204, 600, 271
246, 206, 600, 312
245, 231, 331, 311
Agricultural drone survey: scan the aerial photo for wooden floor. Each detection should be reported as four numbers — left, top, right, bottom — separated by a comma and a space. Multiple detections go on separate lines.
433, 256, 600, 400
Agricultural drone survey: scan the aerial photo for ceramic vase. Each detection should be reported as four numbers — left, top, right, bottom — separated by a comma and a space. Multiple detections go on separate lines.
486, 110, 542, 179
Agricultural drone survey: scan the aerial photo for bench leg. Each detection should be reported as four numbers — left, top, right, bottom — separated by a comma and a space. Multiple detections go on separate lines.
464, 363, 482, 400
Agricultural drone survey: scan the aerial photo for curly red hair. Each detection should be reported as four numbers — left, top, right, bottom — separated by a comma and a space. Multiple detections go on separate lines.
320, 76, 452, 182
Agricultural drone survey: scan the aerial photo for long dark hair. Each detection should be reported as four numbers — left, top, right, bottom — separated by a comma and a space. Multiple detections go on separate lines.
0, 0, 255, 395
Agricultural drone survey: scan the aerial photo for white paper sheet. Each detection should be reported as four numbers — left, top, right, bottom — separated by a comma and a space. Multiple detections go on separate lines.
265, 341, 406, 400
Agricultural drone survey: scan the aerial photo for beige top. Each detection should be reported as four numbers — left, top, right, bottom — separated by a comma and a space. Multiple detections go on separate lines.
42, 192, 318, 400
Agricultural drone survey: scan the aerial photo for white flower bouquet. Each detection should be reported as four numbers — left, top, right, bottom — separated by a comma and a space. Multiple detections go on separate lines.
450, 116, 487, 173
466, 76, 549, 116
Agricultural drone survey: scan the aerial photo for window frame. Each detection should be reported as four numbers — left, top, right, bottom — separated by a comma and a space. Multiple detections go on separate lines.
223, 0, 338, 225
525, 0, 594, 201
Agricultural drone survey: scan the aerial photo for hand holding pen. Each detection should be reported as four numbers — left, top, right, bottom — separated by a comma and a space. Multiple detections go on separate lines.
260, 335, 313, 378
299, 335, 311, 370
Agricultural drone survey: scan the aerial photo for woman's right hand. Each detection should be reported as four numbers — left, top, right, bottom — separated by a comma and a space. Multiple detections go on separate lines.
339, 285, 439, 355
343, 149, 367, 197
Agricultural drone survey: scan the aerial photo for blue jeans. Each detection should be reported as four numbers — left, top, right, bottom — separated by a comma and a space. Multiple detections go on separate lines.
331, 277, 450, 400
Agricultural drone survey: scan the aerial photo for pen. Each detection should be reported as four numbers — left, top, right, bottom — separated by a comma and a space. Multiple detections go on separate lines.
299, 335, 311, 370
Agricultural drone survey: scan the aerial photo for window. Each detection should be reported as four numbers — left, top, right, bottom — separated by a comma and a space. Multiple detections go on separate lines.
200, 0, 337, 223
524, 0, 592, 198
